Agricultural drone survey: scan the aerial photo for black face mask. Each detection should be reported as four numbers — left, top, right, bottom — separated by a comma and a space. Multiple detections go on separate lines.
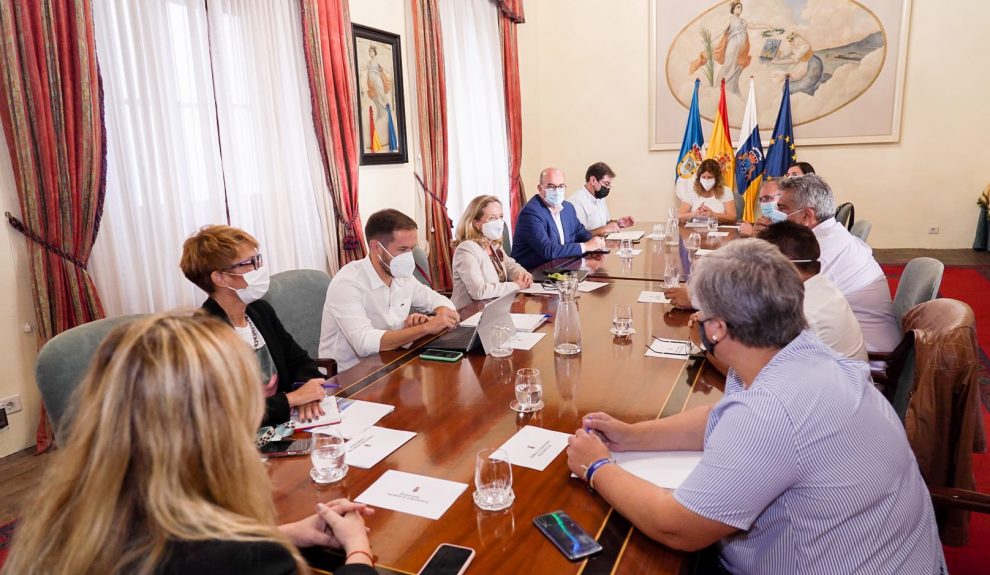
594, 185, 610, 200
698, 319, 717, 356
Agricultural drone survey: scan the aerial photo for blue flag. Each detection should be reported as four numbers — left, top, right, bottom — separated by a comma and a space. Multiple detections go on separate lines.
675, 79, 704, 184
763, 78, 796, 178
386, 103, 398, 152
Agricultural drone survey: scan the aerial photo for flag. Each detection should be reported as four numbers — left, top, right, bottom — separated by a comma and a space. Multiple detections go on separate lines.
386, 103, 398, 151
705, 78, 735, 193
674, 79, 704, 186
369, 106, 384, 152
735, 78, 764, 222
764, 78, 796, 178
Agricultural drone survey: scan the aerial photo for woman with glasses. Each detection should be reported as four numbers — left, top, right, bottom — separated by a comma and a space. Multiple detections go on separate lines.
3, 315, 377, 575
567, 239, 944, 574
180, 225, 326, 425
451, 195, 533, 309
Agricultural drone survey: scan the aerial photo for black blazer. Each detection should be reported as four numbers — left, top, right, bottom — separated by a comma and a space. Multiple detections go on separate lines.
201, 298, 322, 426
156, 539, 378, 575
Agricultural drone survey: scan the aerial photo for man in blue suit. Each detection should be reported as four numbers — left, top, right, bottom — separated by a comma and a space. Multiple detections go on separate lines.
512, 167, 606, 270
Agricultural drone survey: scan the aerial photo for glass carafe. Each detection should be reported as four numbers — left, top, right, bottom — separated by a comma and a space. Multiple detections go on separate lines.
553, 278, 582, 355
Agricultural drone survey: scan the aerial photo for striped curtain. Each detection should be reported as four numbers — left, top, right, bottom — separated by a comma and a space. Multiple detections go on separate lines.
300, 0, 366, 267
411, 0, 453, 291
0, 0, 107, 452
495, 0, 526, 226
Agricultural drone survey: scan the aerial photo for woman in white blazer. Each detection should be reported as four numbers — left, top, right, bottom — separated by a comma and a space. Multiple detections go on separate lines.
451, 195, 533, 309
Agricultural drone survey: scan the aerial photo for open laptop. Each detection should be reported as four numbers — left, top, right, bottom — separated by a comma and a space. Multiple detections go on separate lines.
427, 292, 516, 354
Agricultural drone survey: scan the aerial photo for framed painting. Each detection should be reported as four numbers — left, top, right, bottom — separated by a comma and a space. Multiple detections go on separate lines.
649, 0, 912, 149
353, 24, 408, 165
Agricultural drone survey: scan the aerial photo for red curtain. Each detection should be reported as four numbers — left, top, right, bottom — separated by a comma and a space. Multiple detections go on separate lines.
0, 0, 107, 452
300, 0, 366, 266
410, 0, 453, 291
495, 0, 526, 226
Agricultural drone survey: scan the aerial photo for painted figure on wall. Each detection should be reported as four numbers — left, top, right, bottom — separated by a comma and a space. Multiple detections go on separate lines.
357, 40, 399, 153
691, 1, 774, 96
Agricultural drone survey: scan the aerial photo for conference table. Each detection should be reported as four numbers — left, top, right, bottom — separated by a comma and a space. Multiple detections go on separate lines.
269, 225, 730, 575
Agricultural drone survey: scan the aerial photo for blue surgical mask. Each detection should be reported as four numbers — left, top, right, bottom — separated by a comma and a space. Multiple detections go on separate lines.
544, 187, 565, 207
768, 208, 790, 223
759, 202, 776, 219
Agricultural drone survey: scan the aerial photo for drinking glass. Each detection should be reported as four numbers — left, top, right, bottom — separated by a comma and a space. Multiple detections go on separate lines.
511, 368, 544, 412
707, 216, 719, 233
473, 448, 515, 511
490, 324, 513, 358
687, 232, 702, 251
618, 239, 634, 258
666, 207, 677, 221
663, 264, 679, 289
612, 304, 633, 336
310, 427, 348, 484
652, 223, 665, 241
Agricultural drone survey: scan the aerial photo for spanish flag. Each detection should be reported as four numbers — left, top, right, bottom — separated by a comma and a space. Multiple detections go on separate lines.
705, 79, 735, 193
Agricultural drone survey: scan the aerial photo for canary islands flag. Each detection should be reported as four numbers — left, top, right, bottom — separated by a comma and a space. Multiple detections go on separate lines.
675, 79, 704, 185
764, 78, 796, 178
706, 79, 735, 193
735, 78, 764, 222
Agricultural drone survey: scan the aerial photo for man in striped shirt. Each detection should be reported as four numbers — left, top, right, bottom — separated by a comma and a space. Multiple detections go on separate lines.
568, 239, 944, 574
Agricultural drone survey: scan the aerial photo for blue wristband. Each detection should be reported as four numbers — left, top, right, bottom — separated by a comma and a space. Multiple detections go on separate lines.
584, 457, 615, 490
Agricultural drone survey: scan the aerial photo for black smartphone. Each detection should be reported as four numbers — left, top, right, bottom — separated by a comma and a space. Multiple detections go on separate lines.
417, 544, 475, 575
420, 349, 464, 362
533, 510, 603, 561
259, 438, 312, 457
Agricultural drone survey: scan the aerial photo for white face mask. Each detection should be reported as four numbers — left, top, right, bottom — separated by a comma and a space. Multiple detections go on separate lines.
544, 187, 565, 206
480, 219, 504, 241
378, 243, 416, 278
227, 266, 270, 304
699, 177, 716, 192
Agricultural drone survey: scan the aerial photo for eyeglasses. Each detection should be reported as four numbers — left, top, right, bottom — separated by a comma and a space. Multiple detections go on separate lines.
543, 184, 566, 192
223, 252, 263, 271
758, 194, 781, 202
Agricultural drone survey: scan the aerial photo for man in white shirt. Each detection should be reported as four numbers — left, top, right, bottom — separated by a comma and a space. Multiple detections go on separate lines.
775, 175, 900, 355
567, 162, 634, 237
319, 209, 459, 372
758, 221, 868, 361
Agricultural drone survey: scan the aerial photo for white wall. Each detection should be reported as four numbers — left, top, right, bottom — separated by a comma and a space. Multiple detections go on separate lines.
349, 0, 420, 226
0, 138, 43, 457
516, 0, 990, 249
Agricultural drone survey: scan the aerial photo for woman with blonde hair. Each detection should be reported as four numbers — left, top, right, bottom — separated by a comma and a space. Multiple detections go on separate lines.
3, 315, 377, 575
676, 158, 736, 224
451, 195, 533, 308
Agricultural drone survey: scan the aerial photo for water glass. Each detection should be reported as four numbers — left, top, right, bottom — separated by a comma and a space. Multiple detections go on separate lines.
687, 232, 702, 251
652, 223, 665, 241
310, 427, 348, 484
618, 239, 634, 258
473, 448, 515, 511
708, 216, 719, 233
612, 304, 633, 336
512, 368, 543, 412
490, 324, 513, 358
666, 207, 677, 221
663, 264, 679, 288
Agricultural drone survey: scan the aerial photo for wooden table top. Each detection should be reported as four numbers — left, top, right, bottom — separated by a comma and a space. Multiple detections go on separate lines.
536, 222, 742, 283
272, 279, 725, 575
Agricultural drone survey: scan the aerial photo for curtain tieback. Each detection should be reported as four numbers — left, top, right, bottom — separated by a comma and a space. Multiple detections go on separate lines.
414, 172, 452, 229
5, 212, 88, 269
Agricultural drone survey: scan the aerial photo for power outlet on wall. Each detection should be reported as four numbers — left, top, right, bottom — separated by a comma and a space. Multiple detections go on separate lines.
927, 225, 940, 235
0, 395, 23, 415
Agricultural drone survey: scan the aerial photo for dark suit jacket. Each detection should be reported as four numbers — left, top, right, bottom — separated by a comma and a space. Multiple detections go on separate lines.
156, 539, 378, 575
511, 195, 593, 270
201, 298, 322, 426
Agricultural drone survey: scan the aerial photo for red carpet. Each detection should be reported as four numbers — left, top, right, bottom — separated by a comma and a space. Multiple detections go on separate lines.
883, 264, 990, 574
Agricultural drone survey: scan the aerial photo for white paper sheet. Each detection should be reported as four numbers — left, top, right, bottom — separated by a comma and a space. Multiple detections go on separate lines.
345, 426, 417, 469
605, 230, 645, 241
695, 248, 716, 257
290, 395, 341, 430
613, 450, 703, 489
718, 225, 740, 230
355, 470, 468, 520
685, 221, 709, 228
578, 281, 609, 293
616, 249, 643, 256
706, 231, 730, 237
310, 398, 395, 439
495, 425, 570, 471
519, 285, 557, 296
460, 312, 547, 332
507, 332, 546, 351
645, 337, 692, 359
637, 291, 671, 304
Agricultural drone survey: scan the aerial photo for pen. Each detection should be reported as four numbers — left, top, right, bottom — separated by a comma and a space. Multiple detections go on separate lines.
292, 381, 341, 390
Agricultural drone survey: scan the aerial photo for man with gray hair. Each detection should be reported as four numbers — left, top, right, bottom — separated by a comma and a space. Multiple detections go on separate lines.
567, 239, 944, 575
775, 174, 900, 355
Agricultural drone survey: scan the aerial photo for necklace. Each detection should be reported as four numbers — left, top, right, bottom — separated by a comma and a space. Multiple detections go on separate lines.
245, 315, 261, 350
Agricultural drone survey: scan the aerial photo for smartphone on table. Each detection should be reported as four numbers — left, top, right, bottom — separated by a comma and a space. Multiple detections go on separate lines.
533, 510, 603, 561
417, 544, 475, 575
420, 349, 464, 362
259, 438, 312, 457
